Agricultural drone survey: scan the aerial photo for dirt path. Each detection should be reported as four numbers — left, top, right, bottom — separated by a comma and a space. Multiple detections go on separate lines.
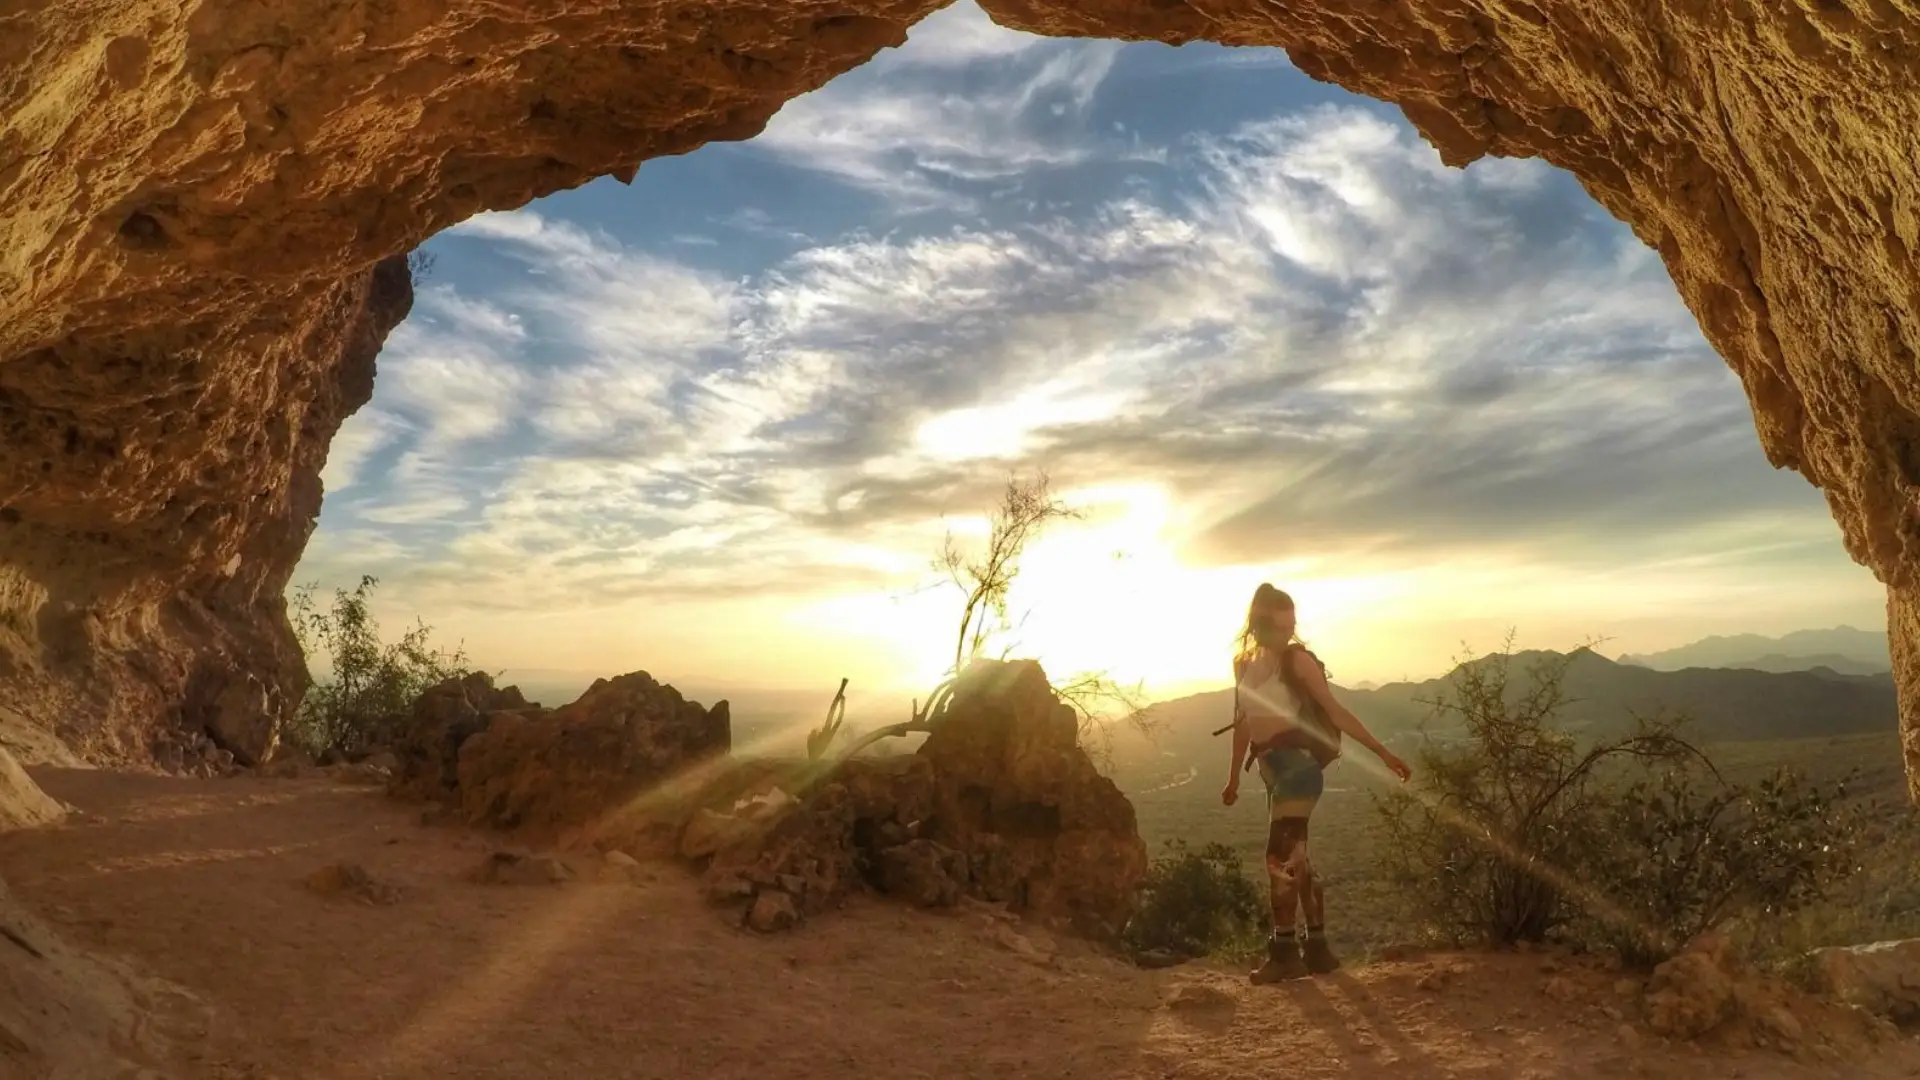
2, 768, 1918, 1080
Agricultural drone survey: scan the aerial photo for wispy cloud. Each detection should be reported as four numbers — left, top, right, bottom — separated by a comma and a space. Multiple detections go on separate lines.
751, 8, 1128, 210
301, 7, 1874, 683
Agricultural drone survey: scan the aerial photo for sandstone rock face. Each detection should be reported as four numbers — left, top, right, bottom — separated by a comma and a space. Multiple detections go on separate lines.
8, 2, 1920, 793
0, 748, 64, 831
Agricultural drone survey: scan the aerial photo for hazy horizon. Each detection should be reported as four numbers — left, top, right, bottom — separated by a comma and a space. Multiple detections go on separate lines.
292, 2, 1886, 701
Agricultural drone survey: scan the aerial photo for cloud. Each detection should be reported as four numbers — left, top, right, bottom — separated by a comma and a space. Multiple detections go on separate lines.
306, 35, 1850, 657
751, 9, 1128, 209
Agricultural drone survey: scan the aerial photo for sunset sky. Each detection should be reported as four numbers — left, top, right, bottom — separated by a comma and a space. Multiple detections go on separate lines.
294, 2, 1885, 702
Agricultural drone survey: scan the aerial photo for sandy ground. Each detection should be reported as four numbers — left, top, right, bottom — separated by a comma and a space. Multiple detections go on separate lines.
3, 767, 1919, 1080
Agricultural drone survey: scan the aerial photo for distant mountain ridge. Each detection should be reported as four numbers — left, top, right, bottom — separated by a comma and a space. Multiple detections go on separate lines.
1119, 646, 1897, 781
1616, 626, 1889, 674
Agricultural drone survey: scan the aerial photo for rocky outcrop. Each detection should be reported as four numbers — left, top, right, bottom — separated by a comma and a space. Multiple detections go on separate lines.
688, 660, 1147, 937
456, 672, 731, 833
1812, 938, 1920, 1025
916, 660, 1147, 931
1641, 931, 1897, 1054
388, 671, 540, 802
389, 669, 731, 842
9, 2, 1920, 794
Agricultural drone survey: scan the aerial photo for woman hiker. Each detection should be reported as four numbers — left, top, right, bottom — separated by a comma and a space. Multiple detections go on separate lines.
1221, 582, 1411, 983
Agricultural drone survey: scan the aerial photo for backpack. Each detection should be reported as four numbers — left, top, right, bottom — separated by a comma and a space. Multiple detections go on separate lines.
1238, 644, 1342, 770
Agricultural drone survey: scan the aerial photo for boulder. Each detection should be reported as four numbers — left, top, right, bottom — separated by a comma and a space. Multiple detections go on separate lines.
387, 671, 538, 802
1645, 932, 1740, 1039
914, 660, 1148, 936
454, 671, 730, 833
687, 661, 1147, 937
1812, 939, 1920, 1024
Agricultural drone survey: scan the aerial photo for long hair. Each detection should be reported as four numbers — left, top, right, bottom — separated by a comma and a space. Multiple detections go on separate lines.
1234, 583, 1306, 674
1234, 581, 1338, 760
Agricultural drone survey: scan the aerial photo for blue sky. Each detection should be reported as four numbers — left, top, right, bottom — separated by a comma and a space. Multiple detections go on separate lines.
296, 3, 1884, 695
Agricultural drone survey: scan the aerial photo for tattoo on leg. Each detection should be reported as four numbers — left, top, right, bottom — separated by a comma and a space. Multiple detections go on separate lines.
1266, 817, 1310, 930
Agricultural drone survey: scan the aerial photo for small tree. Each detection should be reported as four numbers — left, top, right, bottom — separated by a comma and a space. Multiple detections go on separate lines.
1121, 840, 1266, 962
1370, 636, 1703, 946
288, 575, 469, 760
929, 470, 1157, 758
937, 470, 1080, 675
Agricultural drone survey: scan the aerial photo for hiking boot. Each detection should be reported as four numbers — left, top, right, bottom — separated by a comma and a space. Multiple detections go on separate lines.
1249, 936, 1309, 984
1302, 934, 1342, 975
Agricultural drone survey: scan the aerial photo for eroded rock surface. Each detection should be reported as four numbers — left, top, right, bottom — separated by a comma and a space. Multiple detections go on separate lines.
690, 660, 1147, 936
457, 672, 731, 833
0, 748, 64, 831
388, 671, 540, 802
1813, 938, 1920, 1024
6, 2, 1920, 794
389, 669, 731, 844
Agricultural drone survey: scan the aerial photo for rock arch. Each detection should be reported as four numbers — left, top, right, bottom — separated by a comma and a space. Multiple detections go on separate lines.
4, 1, 1919, 791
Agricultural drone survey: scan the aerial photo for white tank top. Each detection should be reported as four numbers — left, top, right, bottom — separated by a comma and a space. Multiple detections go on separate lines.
1237, 651, 1304, 747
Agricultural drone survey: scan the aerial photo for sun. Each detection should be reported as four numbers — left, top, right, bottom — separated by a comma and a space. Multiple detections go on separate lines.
983, 483, 1230, 691
788, 480, 1423, 702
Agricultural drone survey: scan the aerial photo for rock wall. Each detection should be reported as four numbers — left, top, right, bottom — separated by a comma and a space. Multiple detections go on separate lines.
8, 1, 1920, 793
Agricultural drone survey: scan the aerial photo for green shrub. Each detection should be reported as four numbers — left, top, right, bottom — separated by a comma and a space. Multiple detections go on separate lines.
1370, 638, 1870, 968
1121, 839, 1266, 961
1370, 644, 1697, 947
287, 575, 468, 760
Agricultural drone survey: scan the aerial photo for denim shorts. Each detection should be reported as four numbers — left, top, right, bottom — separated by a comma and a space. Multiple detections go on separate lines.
1257, 746, 1324, 819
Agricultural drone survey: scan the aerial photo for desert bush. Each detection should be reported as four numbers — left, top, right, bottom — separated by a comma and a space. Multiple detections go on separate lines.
1584, 762, 1868, 968
1371, 642, 1700, 947
1120, 839, 1266, 962
1371, 636, 1869, 967
287, 575, 469, 760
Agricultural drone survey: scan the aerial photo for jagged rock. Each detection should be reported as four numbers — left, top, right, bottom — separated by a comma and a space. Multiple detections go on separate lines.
1811, 939, 1920, 1024
875, 838, 968, 908
388, 672, 538, 802
914, 660, 1147, 935
0, 748, 62, 830
686, 663, 1144, 937
454, 671, 730, 833
1646, 933, 1739, 1039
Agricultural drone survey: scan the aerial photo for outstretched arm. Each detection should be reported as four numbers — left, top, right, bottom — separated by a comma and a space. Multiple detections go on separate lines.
1223, 665, 1250, 805
1289, 650, 1411, 780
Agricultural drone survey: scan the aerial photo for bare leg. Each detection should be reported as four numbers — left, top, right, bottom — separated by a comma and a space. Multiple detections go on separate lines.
1295, 832, 1341, 974
1300, 848, 1325, 930
1251, 817, 1311, 984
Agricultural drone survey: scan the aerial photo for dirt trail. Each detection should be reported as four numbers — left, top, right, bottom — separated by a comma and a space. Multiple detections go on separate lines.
2, 768, 1918, 1080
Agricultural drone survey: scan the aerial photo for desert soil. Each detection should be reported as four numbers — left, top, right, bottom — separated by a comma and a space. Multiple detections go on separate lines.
3, 768, 1919, 1080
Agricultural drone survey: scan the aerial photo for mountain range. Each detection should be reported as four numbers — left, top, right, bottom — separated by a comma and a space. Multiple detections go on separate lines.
1616, 626, 1889, 674
1116, 645, 1897, 781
